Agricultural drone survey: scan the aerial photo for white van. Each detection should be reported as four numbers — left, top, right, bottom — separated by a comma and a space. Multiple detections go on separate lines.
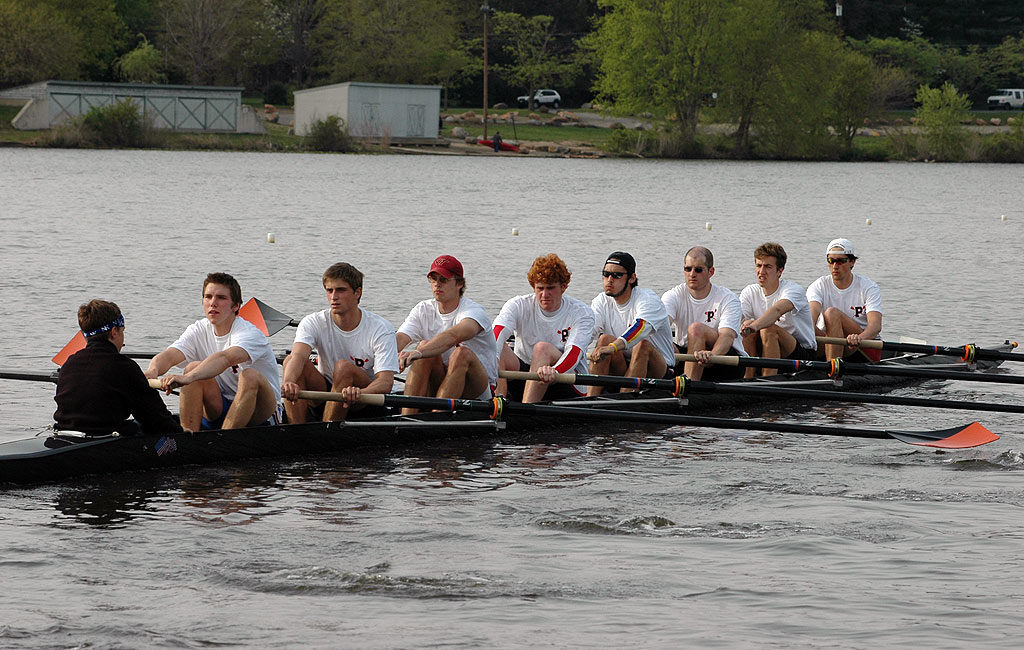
986, 88, 1024, 110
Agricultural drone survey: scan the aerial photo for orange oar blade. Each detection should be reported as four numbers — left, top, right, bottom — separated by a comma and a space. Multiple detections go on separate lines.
52, 331, 86, 366
894, 421, 999, 449
237, 297, 269, 336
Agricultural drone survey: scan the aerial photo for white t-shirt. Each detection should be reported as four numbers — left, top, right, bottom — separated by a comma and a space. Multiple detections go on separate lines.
740, 279, 817, 350
806, 273, 883, 331
590, 287, 675, 367
493, 293, 595, 374
293, 308, 399, 383
398, 296, 498, 385
171, 316, 282, 401
661, 283, 747, 356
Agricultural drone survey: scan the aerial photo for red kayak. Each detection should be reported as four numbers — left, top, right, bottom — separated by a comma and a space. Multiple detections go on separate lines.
477, 139, 520, 152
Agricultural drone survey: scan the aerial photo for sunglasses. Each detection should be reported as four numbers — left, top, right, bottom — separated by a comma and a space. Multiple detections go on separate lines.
826, 257, 851, 265
601, 270, 626, 279
683, 266, 706, 273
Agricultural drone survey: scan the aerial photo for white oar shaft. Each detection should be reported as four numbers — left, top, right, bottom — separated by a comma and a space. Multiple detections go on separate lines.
296, 390, 385, 406
672, 353, 740, 366
816, 336, 883, 349
499, 370, 577, 384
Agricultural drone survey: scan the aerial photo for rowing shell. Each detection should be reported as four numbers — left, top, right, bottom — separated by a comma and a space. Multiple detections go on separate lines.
0, 344, 1011, 486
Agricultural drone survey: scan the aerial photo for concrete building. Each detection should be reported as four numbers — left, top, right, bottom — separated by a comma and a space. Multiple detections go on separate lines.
293, 82, 441, 142
1, 80, 263, 133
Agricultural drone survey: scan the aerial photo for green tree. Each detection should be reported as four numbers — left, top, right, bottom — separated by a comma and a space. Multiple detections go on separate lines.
588, 0, 726, 148
115, 35, 165, 83
715, 0, 827, 154
40, 0, 128, 80
275, 0, 327, 87
491, 12, 577, 110
752, 30, 838, 159
315, 0, 461, 84
915, 82, 971, 161
158, 0, 279, 86
982, 35, 1024, 91
0, 0, 82, 86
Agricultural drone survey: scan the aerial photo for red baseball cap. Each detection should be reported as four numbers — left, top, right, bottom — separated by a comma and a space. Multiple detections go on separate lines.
429, 255, 464, 279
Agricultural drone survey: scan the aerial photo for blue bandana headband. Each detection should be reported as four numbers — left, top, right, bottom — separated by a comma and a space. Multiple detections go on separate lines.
83, 314, 125, 338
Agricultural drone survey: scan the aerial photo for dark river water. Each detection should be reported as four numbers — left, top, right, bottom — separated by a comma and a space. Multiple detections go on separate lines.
0, 149, 1022, 647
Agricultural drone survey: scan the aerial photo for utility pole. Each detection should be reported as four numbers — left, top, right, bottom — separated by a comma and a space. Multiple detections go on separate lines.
482, 3, 492, 140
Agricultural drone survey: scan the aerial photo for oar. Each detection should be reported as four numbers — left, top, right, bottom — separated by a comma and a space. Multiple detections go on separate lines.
817, 336, 1021, 363
237, 297, 300, 337
0, 370, 59, 383
500, 370, 1024, 415
52, 297, 299, 365
295, 390, 999, 449
673, 353, 1024, 385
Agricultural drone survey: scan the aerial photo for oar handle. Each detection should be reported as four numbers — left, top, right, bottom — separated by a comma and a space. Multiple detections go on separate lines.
499, 370, 578, 384
817, 336, 883, 349
673, 353, 740, 366
296, 389, 385, 406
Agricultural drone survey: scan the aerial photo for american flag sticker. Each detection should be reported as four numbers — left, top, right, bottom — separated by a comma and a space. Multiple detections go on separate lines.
155, 436, 178, 456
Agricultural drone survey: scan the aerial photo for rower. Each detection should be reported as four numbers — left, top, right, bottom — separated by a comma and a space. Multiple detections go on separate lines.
54, 300, 184, 436
738, 242, 817, 376
493, 253, 595, 402
587, 251, 675, 395
661, 246, 746, 381
807, 238, 883, 361
396, 255, 498, 414
280, 263, 398, 422
145, 272, 282, 431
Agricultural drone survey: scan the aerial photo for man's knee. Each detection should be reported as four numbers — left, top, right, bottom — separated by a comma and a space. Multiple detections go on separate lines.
447, 346, 478, 370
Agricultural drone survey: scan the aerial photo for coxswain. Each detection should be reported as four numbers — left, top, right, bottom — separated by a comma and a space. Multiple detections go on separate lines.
806, 238, 883, 361
661, 246, 746, 381
738, 242, 816, 376
587, 251, 675, 395
493, 253, 595, 402
54, 300, 184, 436
281, 263, 398, 422
396, 255, 498, 414
145, 272, 282, 431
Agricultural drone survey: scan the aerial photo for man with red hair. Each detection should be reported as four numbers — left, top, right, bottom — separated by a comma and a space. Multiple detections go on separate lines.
493, 254, 595, 402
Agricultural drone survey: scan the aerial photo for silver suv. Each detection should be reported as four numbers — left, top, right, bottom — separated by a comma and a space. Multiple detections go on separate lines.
516, 89, 561, 109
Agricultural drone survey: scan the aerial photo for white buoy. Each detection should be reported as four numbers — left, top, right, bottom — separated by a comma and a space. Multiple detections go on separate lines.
705, 222, 712, 231
511, 227, 519, 236
865, 218, 872, 225
1001, 215, 1007, 222
267, 232, 276, 243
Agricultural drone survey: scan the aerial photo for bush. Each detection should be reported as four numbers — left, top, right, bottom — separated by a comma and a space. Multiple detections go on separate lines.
44, 98, 159, 148
981, 115, 1024, 162
306, 115, 355, 152
264, 82, 290, 107
914, 82, 970, 161
82, 98, 158, 147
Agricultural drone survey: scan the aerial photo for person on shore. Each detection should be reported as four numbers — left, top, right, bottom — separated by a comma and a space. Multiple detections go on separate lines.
738, 242, 816, 376
54, 300, 184, 436
145, 272, 282, 431
493, 254, 595, 402
396, 255, 497, 414
492, 131, 503, 152
587, 252, 675, 396
807, 238, 883, 361
281, 263, 398, 422
661, 246, 747, 381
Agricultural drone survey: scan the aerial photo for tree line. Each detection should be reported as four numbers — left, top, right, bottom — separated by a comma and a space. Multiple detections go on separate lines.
1, 1, 1022, 151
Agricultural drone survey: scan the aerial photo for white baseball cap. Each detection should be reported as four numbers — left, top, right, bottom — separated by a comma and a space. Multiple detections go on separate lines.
825, 238, 856, 257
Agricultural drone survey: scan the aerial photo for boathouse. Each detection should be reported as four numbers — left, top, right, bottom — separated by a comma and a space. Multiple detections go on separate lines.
293, 82, 441, 143
2, 80, 264, 133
